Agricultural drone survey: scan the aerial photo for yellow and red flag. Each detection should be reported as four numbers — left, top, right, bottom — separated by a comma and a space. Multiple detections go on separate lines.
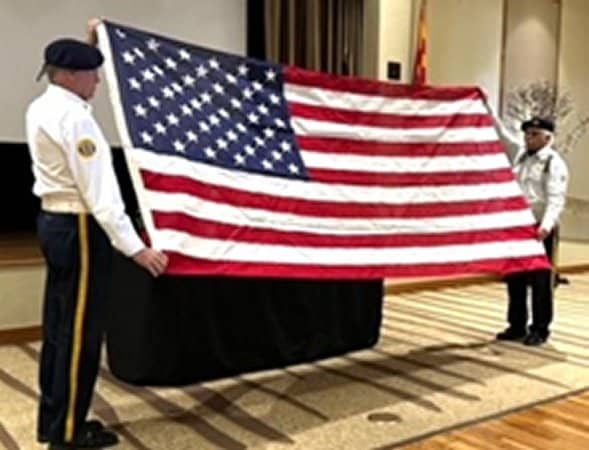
413, 0, 427, 85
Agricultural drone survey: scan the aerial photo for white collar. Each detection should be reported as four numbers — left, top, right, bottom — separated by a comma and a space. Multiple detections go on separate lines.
46, 83, 92, 112
532, 145, 553, 160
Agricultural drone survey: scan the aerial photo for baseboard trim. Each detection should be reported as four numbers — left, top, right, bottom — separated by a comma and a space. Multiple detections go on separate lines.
386, 274, 498, 295
560, 264, 589, 274
385, 264, 589, 295
0, 258, 44, 269
0, 325, 42, 345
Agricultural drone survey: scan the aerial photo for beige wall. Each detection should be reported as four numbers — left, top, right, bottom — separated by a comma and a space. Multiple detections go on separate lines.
361, 0, 380, 78
428, 0, 504, 110
0, 0, 246, 144
362, 0, 415, 82
377, 0, 415, 81
501, 0, 560, 111
363, 0, 505, 101
558, 0, 589, 239
0, 266, 45, 330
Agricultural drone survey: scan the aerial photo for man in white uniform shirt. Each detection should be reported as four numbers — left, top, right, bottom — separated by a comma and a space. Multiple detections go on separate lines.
493, 116, 569, 346
26, 32, 168, 449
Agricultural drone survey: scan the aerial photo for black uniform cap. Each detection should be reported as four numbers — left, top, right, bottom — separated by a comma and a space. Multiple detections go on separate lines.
36, 38, 104, 81
521, 116, 555, 133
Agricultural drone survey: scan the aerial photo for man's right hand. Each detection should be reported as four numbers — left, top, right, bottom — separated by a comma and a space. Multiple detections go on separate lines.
132, 248, 169, 277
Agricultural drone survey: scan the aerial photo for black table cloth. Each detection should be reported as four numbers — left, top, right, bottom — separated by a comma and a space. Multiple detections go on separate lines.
106, 252, 383, 386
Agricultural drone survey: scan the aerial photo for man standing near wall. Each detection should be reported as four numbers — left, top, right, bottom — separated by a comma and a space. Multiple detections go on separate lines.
493, 115, 569, 346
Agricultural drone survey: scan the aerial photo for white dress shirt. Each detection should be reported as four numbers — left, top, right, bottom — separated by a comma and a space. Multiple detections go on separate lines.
494, 121, 569, 232
25, 84, 145, 256
513, 146, 568, 232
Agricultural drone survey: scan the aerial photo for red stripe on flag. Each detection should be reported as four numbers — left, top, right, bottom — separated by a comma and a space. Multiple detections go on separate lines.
296, 137, 505, 156
289, 102, 494, 128
164, 253, 551, 279
284, 67, 483, 101
153, 213, 539, 248
141, 170, 529, 218
308, 168, 516, 186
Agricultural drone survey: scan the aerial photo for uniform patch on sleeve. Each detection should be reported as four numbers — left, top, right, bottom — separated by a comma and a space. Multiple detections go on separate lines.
77, 138, 96, 158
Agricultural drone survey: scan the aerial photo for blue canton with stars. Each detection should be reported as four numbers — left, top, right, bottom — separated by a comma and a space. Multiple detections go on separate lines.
105, 22, 308, 180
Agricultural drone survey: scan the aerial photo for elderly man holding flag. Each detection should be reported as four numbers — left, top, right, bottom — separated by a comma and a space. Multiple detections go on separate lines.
492, 113, 569, 346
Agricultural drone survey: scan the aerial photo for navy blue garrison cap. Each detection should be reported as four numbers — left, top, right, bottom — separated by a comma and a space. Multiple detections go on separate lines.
521, 116, 555, 133
36, 38, 103, 80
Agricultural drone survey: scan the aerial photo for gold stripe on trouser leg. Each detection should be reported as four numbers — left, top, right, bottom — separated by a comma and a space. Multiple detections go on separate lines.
65, 214, 90, 442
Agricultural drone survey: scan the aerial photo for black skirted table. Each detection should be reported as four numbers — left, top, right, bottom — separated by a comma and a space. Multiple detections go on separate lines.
106, 252, 383, 386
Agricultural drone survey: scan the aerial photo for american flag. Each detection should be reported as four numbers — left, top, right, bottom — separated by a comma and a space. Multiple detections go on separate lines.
98, 21, 550, 279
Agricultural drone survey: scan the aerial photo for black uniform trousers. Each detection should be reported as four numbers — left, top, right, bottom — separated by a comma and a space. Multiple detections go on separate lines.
504, 228, 557, 338
36, 211, 111, 444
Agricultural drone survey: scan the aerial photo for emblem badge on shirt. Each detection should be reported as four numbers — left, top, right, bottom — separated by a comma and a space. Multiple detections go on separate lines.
77, 138, 97, 158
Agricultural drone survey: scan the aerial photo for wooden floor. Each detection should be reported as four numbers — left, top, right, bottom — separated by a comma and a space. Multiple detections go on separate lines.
404, 389, 589, 449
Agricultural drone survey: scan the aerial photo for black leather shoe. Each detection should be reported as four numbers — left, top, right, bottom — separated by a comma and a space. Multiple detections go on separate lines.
48, 424, 118, 449
496, 327, 527, 341
38, 420, 105, 444
523, 332, 547, 346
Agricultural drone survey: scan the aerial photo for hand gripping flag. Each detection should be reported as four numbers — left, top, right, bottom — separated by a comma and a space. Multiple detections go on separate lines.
98, 21, 550, 279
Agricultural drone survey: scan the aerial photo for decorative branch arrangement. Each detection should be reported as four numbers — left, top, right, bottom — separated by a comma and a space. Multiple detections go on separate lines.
503, 80, 589, 154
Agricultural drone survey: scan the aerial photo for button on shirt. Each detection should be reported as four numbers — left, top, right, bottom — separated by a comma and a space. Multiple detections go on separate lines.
512, 146, 568, 231
26, 84, 145, 256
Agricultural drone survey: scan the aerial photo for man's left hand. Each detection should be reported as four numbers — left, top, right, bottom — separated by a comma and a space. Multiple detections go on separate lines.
87, 18, 102, 46
537, 227, 550, 241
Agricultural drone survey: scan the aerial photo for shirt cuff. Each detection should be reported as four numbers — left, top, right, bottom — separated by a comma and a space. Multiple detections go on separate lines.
115, 232, 146, 257
539, 216, 555, 232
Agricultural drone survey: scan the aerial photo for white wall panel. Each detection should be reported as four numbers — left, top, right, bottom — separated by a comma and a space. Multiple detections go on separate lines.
0, 0, 246, 143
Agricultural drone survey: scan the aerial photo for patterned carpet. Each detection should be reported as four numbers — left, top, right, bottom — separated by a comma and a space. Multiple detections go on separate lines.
1, 273, 588, 449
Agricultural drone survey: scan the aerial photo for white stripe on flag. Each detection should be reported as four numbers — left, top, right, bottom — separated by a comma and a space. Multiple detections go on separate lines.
290, 118, 498, 143
285, 84, 488, 115
153, 229, 546, 265
299, 151, 511, 173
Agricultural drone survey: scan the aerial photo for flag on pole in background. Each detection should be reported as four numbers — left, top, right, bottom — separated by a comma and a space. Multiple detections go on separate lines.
98, 21, 550, 279
413, 0, 428, 85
